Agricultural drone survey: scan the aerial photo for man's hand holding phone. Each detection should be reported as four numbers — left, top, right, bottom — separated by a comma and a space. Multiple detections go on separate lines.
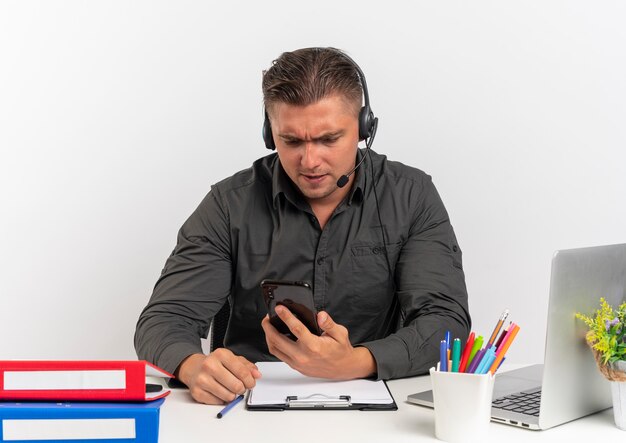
175, 349, 261, 405
261, 306, 377, 380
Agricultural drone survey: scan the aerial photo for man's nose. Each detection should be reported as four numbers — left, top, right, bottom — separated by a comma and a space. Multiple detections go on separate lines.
301, 142, 322, 169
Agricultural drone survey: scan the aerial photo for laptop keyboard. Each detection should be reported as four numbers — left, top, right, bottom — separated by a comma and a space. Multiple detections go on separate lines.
492, 387, 542, 416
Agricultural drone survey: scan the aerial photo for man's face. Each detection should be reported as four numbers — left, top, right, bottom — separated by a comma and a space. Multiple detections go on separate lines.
269, 95, 360, 206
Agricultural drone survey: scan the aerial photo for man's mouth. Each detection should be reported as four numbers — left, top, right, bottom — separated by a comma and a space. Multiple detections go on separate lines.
301, 173, 327, 183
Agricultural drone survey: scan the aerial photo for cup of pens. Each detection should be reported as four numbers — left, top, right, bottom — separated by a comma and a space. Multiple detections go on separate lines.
431, 367, 494, 443
430, 311, 520, 443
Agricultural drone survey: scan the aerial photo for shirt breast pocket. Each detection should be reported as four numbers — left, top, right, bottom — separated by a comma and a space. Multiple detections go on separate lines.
349, 242, 400, 310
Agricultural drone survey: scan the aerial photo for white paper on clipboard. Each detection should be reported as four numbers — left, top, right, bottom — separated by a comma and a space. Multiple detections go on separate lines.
247, 362, 394, 408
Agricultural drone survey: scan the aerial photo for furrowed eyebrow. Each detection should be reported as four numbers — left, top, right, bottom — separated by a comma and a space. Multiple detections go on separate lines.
279, 135, 303, 143
278, 130, 344, 143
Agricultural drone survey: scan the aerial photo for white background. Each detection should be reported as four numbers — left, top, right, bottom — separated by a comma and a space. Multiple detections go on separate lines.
1, 1, 625, 366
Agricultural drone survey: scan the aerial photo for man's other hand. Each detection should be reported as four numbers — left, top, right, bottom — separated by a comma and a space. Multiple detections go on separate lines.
175, 349, 262, 404
261, 306, 377, 379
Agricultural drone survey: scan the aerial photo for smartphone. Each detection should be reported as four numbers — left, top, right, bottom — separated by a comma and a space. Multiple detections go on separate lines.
260, 279, 321, 337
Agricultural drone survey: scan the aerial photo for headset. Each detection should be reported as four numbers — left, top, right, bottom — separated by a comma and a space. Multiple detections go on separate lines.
262, 48, 378, 156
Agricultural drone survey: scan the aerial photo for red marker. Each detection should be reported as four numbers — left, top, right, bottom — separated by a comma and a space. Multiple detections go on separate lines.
458, 332, 475, 373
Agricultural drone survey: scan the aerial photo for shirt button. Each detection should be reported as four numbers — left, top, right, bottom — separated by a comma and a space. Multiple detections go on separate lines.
453, 245, 459, 252
317, 257, 325, 265
372, 247, 381, 254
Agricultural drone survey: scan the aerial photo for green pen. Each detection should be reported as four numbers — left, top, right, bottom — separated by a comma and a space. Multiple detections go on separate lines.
466, 335, 484, 368
451, 338, 461, 372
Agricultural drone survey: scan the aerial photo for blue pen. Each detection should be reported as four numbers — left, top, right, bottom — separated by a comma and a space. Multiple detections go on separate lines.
479, 351, 497, 375
476, 346, 496, 374
439, 340, 448, 372
217, 394, 245, 419
445, 331, 451, 361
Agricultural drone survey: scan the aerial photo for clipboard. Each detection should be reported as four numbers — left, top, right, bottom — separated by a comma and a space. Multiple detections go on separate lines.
246, 362, 397, 411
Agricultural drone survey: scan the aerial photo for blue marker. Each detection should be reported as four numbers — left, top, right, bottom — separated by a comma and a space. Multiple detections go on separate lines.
445, 331, 451, 362
439, 340, 448, 372
217, 394, 245, 419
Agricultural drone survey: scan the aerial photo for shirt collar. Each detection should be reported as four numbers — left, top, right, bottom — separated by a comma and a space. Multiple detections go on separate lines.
271, 149, 367, 209
347, 149, 366, 205
271, 156, 305, 210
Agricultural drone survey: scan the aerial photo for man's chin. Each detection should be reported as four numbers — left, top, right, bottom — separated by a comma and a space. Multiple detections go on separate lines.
298, 184, 336, 201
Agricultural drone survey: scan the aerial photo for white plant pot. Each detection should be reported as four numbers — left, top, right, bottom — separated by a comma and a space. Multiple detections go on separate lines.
611, 361, 626, 431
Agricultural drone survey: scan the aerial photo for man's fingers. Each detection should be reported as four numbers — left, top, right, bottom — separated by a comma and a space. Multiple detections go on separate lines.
317, 311, 347, 340
198, 349, 260, 402
189, 387, 226, 405
190, 366, 240, 404
263, 313, 298, 355
219, 355, 258, 392
275, 305, 311, 340
265, 343, 295, 368
195, 377, 239, 403
180, 350, 261, 405
318, 311, 331, 330
241, 358, 262, 379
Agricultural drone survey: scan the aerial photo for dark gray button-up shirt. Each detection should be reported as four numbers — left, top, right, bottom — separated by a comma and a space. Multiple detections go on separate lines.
135, 149, 470, 380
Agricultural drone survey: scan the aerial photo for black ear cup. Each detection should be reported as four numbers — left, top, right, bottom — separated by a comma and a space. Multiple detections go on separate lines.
263, 111, 276, 151
358, 105, 375, 141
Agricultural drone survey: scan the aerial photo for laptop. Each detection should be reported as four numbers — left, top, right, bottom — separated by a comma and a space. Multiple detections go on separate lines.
408, 243, 626, 430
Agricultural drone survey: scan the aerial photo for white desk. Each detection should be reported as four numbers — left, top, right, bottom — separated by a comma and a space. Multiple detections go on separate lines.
157, 366, 623, 442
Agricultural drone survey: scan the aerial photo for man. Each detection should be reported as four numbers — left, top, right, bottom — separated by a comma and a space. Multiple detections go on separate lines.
135, 47, 470, 405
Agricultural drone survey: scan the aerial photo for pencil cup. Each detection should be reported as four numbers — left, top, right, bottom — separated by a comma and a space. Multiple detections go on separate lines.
430, 366, 495, 443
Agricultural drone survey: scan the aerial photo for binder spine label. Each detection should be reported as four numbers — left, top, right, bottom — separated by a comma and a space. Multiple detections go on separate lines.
4, 371, 126, 391
2, 418, 136, 440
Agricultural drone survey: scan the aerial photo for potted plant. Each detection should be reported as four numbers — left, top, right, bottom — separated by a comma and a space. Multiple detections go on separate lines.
576, 297, 626, 430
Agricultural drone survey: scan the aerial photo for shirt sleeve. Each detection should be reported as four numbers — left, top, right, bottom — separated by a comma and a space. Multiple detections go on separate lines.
359, 175, 471, 380
134, 187, 232, 375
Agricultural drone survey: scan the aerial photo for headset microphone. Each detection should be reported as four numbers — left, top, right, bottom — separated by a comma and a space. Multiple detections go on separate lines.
336, 117, 378, 188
